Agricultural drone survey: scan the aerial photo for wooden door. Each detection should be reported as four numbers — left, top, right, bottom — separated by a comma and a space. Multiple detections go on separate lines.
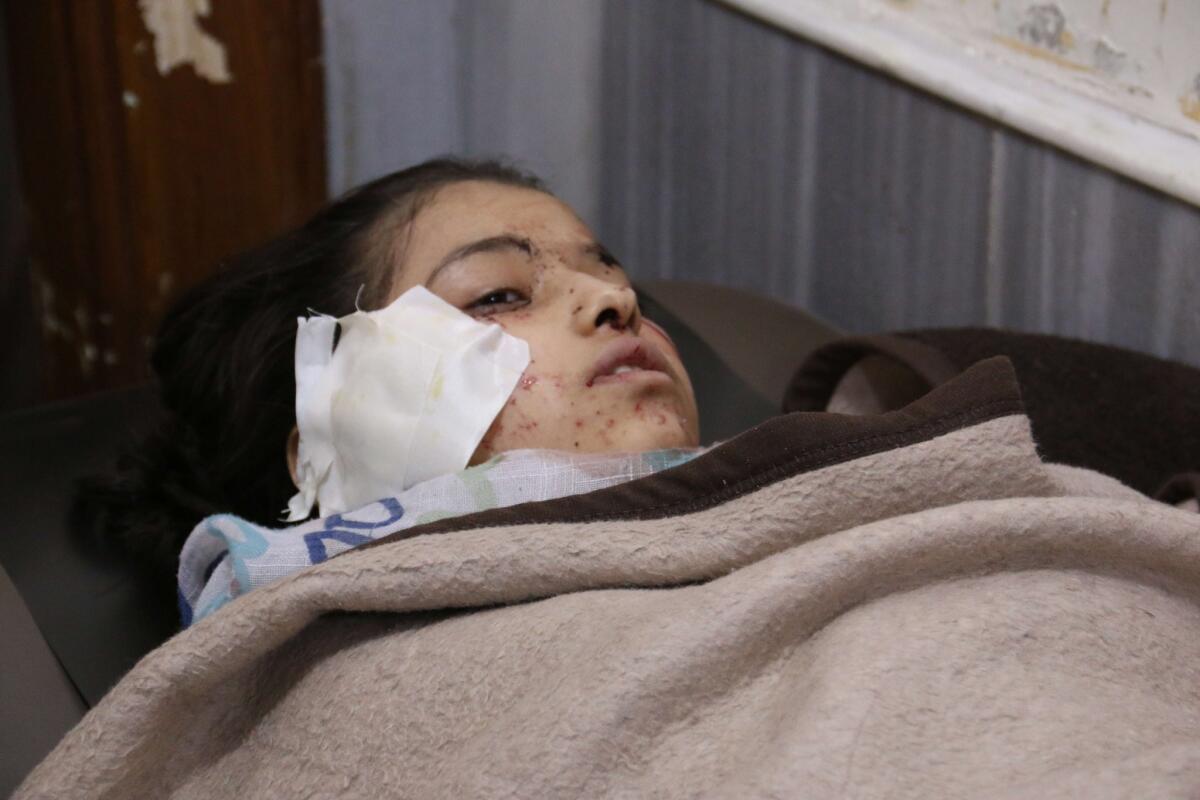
4, 0, 326, 401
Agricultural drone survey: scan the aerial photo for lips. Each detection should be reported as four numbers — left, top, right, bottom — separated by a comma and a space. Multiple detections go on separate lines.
588, 337, 671, 386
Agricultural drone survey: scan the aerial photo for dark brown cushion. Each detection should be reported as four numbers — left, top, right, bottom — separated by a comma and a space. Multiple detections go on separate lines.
785, 328, 1200, 498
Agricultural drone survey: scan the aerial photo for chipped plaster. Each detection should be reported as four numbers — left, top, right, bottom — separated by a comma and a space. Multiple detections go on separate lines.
137, 0, 232, 84
877, 0, 1200, 137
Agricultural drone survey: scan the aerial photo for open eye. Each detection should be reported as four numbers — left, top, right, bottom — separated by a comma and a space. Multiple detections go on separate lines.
466, 288, 528, 315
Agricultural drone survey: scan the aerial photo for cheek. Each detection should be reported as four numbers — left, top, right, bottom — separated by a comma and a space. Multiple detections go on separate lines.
474, 365, 572, 456
484, 316, 558, 372
477, 309, 534, 333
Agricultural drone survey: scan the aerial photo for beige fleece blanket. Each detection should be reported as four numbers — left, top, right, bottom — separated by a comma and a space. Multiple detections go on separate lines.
17, 358, 1200, 799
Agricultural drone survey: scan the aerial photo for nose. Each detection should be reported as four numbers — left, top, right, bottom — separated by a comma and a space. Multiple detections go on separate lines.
572, 277, 640, 336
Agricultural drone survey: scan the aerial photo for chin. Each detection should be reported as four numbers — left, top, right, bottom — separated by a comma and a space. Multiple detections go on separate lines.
616, 417, 697, 452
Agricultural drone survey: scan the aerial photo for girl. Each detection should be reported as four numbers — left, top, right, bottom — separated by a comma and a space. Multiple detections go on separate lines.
82, 158, 701, 618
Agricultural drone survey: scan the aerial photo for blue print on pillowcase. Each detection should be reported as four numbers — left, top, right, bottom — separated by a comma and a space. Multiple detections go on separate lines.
194, 584, 234, 621
200, 515, 268, 597
178, 588, 194, 628
643, 449, 699, 473
303, 497, 405, 563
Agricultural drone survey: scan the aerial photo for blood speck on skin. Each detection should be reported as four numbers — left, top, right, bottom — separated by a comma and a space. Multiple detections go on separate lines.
574, 419, 583, 428
585, 378, 595, 388
655, 413, 667, 425
479, 422, 503, 448
634, 401, 643, 413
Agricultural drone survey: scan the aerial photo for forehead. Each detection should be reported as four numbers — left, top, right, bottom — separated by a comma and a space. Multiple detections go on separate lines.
394, 181, 594, 285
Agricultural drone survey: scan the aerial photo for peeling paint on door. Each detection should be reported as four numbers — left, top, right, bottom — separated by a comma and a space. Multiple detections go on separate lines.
138, 0, 232, 84
35, 273, 69, 341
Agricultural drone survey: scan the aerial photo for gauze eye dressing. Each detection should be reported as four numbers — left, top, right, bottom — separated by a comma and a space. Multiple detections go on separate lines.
286, 285, 531, 521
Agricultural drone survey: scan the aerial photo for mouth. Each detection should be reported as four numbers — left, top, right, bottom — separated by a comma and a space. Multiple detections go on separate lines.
588, 337, 672, 386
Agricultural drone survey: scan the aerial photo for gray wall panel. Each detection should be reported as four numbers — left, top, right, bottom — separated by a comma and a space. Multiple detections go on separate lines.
1155, 210, 1200, 365
322, 0, 602, 220
323, 0, 463, 193
805, 52, 995, 333
991, 128, 1200, 364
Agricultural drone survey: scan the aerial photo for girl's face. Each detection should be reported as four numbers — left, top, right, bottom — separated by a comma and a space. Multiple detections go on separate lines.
388, 180, 701, 460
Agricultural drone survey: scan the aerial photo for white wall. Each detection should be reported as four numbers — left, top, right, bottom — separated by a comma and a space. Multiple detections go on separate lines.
901, 0, 1200, 135
725, 0, 1200, 206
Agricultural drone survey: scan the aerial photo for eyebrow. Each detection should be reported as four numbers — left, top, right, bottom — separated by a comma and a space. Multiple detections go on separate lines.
425, 235, 535, 287
585, 242, 623, 268
424, 236, 624, 288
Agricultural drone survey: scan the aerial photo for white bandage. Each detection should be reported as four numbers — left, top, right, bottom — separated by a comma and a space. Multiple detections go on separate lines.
285, 286, 530, 521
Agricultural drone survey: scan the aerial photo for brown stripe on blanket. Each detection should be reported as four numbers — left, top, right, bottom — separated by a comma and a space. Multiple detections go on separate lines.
355, 355, 1025, 553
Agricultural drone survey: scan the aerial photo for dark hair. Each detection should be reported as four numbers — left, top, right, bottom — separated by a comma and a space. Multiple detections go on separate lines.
74, 157, 546, 593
